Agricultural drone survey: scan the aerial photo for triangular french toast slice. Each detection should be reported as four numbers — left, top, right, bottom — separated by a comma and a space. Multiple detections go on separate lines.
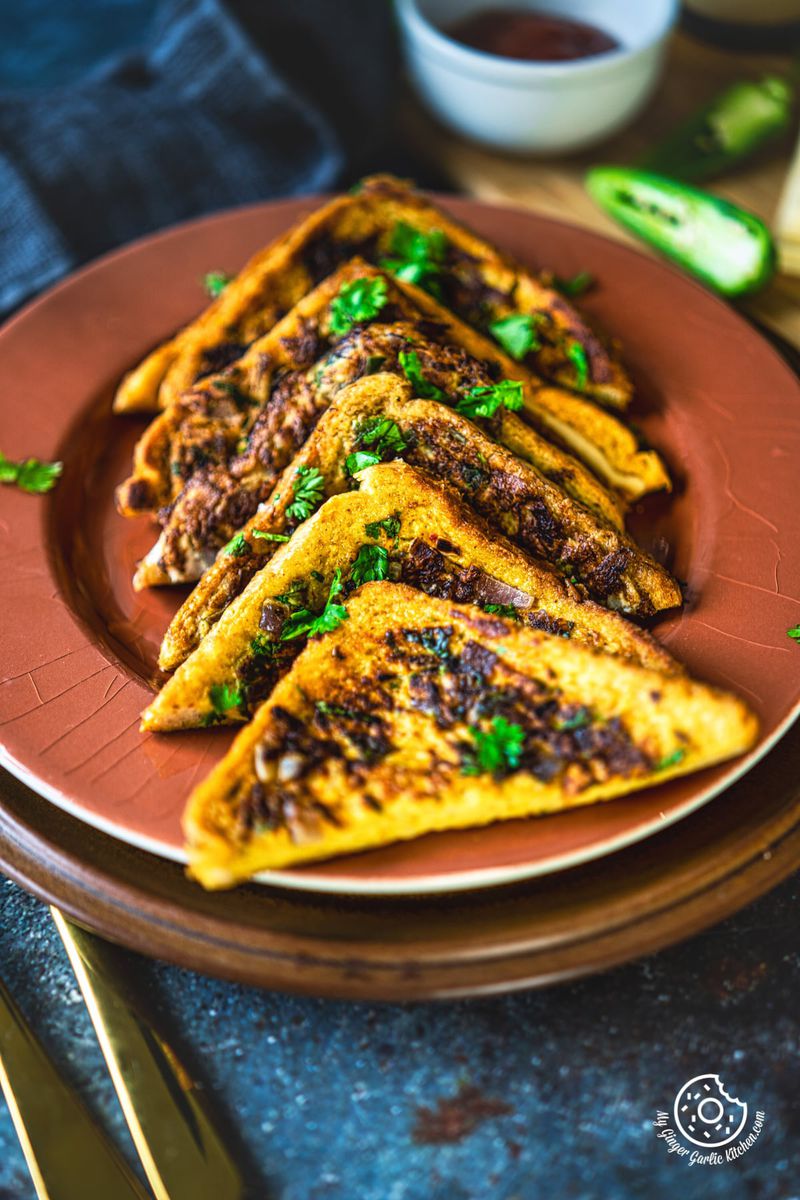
143, 461, 677, 730
183, 581, 757, 889
114, 175, 631, 413
154, 375, 680, 669
120, 260, 666, 526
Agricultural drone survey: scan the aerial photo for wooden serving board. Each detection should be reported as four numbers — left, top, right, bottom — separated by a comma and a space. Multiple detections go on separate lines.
402, 31, 800, 348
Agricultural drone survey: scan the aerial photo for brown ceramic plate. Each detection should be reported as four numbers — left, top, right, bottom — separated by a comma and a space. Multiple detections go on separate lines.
1, 195, 799, 898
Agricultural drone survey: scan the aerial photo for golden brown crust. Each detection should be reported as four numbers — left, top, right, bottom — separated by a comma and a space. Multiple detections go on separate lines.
144, 461, 677, 729
183, 582, 758, 889
113, 175, 631, 413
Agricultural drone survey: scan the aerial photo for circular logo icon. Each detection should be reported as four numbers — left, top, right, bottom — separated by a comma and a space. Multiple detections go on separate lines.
674, 1074, 748, 1148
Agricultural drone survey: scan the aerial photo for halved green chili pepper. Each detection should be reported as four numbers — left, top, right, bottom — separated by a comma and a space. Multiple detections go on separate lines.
586, 167, 774, 298
642, 75, 793, 182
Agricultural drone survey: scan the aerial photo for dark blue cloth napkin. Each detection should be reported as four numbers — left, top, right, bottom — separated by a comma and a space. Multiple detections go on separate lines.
0, 0, 400, 315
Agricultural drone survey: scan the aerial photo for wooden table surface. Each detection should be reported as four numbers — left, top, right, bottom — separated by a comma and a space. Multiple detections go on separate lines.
403, 30, 800, 348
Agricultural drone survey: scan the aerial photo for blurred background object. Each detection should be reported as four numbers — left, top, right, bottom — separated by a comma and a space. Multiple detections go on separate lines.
395, 0, 679, 153
683, 0, 800, 50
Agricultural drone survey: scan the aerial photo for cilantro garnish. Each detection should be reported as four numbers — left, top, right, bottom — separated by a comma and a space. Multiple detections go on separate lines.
553, 707, 591, 732
554, 271, 594, 298
209, 682, 243, 717
567, 341, 589, 390
274, 579, 307, 610
787, 626, 800, 642
0, 451, 62, 495
250, 633, 281, 658
656, 747, 686, 771
286, 465, 325, 522
345, 417, 407, 477
462, 717, 525, 777
280, 569, 349, 641
365, 514, 401, 547
456, 379, 524, 420
203, 270, 231, 298
224, 532, 250, 557
397, 349, 447, 401
482, 603, 520, 620
350, 543, 389, 587
380, 221, 447, 297
489, 313, 540, 361
252, 530, 290, 543
329, 277, 388, 337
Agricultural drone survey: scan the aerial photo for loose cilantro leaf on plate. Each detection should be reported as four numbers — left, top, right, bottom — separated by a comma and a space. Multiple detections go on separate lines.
567, 341, 589, 390
554, 271, 594, 297
380, 221, 447, 297
462, 716, 525, 777
209, 682, 243, 716
286, 465, 325, 522
0, 451, 62, 495
224, 532, 250, 557
350, 543, 389, 587
456, 379, 524, 420
203, 270, 231, 298
787, 625, 800, 642
329, 277, 388, 337
489, 313, 540, 361
280, 569, 348, 641
398, 349, 447, 401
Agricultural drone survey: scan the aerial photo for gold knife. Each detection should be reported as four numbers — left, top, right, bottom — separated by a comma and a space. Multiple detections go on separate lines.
51, 909, 243, 1200
0, 973, 150, 1200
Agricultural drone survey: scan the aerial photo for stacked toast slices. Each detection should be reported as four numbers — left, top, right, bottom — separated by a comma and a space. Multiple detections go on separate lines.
115, 177, 758, 888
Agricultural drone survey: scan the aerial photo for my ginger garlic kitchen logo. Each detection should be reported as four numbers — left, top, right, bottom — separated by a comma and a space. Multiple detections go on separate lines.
653, 1073, 765, 1165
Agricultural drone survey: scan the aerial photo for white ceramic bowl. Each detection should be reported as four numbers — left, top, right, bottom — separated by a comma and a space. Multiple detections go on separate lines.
396, 0, 679, 154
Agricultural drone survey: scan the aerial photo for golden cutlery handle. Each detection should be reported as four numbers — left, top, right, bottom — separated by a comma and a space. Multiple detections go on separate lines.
0, 975, 149, 1200
51, 909, 243, 1200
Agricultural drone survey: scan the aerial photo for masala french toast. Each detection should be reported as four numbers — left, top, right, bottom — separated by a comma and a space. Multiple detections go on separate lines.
183, 582, 757, 888
143, 462, 677, 731
119, 260, 635, 526
114, 175, 631, 414
155, 375, 679, 672
133, 316, 634, 591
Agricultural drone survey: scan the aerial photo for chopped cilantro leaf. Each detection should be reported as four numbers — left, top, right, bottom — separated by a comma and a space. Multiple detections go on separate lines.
203, 270, 231, 298
250, 633, 280, 658
554, 271, 594, 297
462, 717, 525, 777
286, 465, 325, 523
398, 349, 447, 401
274, 579, 307, 610
656, 747, 686, 771
252, 530, 290, 543
567, 341, 589, 390
224, 532, 250, 557
280, 569, 348, 641
350, 543, 389, 587
329, 277, 388, 337
489, 313, 540, 361
482, 603, 520, 620
553, 707, 591, 732
209, 682, 242, 716
365, 354, 387, 375
0, 451, 62, 494
346, 418, 407, 477
380, 221, 447, 297
456, 379, 524, 420
365, 514, 401, 547
787, 625, 800, 642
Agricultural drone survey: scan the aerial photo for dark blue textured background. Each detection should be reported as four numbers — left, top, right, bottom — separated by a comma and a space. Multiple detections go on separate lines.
1, 5, 798, 1197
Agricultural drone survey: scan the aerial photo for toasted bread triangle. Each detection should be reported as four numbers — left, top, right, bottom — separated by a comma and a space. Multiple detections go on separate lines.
143, 461, 677, 730
183, 581, 757, 889
114, 175, 630, 413
154, 375, 680, 670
